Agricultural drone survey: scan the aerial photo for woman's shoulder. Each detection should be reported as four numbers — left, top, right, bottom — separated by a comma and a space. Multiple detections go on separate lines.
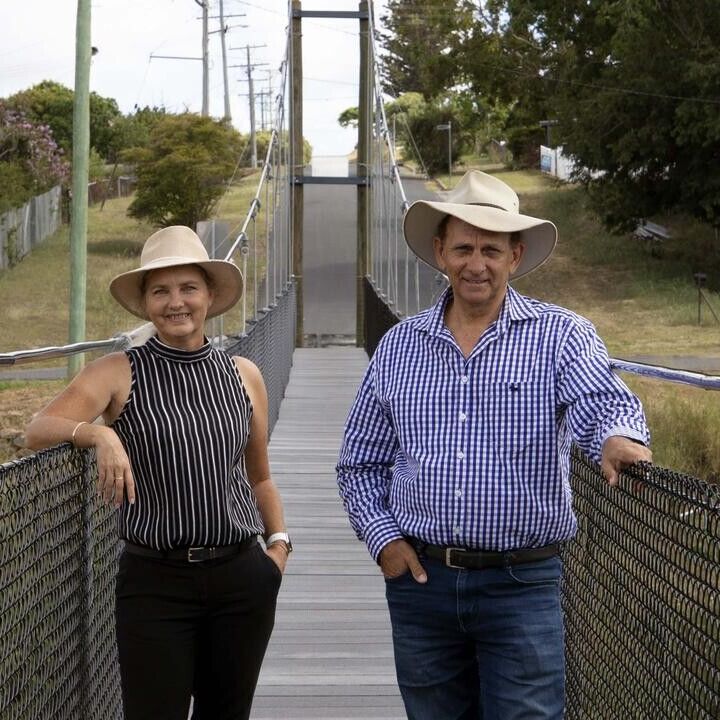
232, 356, 264, 388
79, 351, 130, 380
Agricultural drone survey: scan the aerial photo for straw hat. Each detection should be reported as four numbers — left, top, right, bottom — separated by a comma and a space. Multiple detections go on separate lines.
403, 170, 558, 279
109, 226, 243, 319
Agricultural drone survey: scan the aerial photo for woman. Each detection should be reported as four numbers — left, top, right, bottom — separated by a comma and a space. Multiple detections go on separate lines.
25, 225, 291, 720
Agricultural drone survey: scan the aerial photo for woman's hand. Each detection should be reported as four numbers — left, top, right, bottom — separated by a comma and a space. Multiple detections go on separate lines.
265, 542, 289, 574
91, 425, 136, 507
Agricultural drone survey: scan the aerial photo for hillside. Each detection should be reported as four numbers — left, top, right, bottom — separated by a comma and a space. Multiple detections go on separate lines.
2, 169, 719, 478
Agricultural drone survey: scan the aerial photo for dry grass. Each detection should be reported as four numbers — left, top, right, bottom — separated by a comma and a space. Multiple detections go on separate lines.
3, 169, 720, 478
0, 172, 269, 464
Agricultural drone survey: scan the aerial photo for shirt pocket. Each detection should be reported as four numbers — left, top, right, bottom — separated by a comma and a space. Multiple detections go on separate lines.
484, 380, 546, 457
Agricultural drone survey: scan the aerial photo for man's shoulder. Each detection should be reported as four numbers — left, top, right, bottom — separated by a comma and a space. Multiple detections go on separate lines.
516, 292, 593, 331
376, 308, 433, 348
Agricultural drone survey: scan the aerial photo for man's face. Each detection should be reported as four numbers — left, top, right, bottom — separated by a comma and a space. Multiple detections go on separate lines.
433, 216, 524, 313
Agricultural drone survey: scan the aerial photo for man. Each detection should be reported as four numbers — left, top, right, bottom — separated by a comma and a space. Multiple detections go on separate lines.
336, 171, 651, 719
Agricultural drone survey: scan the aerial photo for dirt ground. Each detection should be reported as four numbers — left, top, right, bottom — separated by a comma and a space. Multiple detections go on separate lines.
0, 381, 64, 464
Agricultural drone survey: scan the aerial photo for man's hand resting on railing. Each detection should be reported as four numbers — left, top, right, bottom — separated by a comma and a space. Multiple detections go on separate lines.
601, 435, 652, 487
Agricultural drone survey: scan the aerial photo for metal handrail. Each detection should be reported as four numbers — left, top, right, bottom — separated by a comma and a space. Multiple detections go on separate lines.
610, 358, 720, 390
0, 324, 156, 367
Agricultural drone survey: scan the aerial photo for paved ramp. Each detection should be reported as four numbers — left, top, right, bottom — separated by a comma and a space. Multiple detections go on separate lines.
252, 347, 406, 720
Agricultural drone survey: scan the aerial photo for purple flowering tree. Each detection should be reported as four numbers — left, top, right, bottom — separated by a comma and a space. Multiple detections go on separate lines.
0, 101, 69, 212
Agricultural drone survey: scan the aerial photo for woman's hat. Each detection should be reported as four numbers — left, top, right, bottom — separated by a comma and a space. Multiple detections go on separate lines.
109, 226, 243, 319
403, 170, 558, 279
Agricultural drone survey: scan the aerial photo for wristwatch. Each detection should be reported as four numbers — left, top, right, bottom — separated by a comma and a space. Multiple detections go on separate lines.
266, 531, 293, 554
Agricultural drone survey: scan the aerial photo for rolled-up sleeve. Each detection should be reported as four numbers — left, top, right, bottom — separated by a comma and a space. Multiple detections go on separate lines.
556, 318, 650, 461
336, 357, 404, 560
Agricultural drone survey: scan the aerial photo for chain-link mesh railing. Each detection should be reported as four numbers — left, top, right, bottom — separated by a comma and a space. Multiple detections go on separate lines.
0, 283, 296, 718
0, 16, 296, 720
565, 450, 719, 719
225, 283, 296, 436
365, 284, 720, 719
0, 446, 122, 719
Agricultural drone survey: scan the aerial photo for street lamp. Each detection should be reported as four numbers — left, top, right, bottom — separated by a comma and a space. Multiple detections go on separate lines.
436, 121, 452, 184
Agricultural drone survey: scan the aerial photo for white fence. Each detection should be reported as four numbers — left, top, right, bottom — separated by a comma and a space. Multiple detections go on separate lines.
0, 186, 62, 269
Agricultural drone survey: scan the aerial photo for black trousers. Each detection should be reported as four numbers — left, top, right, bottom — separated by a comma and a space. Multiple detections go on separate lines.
115, 543, 282, 720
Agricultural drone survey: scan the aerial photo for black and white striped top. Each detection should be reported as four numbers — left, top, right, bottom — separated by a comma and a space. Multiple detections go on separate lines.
113, 335, 263, 550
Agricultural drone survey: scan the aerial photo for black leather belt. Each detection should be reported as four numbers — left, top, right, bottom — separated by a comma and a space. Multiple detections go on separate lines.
123, 536, 256, 563
412, 540, 560, 570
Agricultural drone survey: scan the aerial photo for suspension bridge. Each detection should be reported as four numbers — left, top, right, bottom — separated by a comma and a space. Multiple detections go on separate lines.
1, 2, 719, 719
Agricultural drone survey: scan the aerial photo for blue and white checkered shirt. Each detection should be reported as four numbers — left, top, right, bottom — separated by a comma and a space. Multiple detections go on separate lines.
337, 286, 649, 560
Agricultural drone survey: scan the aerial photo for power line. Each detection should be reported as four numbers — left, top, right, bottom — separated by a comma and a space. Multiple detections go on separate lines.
473, 61, 720, 106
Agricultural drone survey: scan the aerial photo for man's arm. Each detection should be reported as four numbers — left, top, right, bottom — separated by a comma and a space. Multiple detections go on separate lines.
336, 358, 405, 561
557, 319, 651, 483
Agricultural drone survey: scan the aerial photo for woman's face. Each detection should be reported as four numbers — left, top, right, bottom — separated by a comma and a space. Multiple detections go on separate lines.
142, 265, 214, 349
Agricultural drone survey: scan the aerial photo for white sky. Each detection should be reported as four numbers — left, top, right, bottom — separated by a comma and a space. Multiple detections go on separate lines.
1, 0, 387, 156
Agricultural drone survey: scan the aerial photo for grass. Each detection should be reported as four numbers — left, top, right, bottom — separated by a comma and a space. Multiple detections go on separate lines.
3, 164, 720, 479
0, 171, 271, 463
476, 168, 720, 481
0, 172, 267, 354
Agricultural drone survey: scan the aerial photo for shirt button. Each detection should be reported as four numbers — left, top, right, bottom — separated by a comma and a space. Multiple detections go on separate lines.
459, 412, 467, 422
457, 451, 464, 460
455, 488, 463, 497
460, 376, 469, 384
454, 526, 461, 535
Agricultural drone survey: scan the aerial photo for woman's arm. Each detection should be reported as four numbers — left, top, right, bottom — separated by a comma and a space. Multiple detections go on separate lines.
25, 352, 136, 507
234, 356, 289, 572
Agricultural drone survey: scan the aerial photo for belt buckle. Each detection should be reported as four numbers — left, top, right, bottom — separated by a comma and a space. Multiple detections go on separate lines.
445, 547, 465, 569
187, 547, 209, 563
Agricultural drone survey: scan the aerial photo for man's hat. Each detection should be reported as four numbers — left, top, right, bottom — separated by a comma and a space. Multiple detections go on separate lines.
403, 170, 557, 279
109, 226, 243, 319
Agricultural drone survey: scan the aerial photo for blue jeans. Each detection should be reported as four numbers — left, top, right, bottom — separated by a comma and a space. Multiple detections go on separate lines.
385, 554, 565, 720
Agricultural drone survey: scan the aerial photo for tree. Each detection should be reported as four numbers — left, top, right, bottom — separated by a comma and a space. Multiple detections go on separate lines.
337, 107, 359, 129
0, 102, 69, 212
392, 94, 472, 174
123, 114, 244, 228
379, 0, 476, 98
105, 106, 168, 163
6, 80, 122, 160
254, 130, 312, 167
536, 0, 720, 230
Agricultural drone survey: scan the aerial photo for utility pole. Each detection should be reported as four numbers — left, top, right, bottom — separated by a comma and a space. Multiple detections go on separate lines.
230, 45, 267, 168
200, 0, 210, 117
246, 46, 257, 166
209, 2, 247, 122
68, 0, 92, 377
152, 2, 211, 114
219, 0, 230, 120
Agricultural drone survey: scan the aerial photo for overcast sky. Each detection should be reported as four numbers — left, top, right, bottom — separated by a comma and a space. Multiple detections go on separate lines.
1, 0, 388, 156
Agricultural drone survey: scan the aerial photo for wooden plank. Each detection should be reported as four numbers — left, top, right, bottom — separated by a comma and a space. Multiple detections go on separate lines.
252, 348, 405, 719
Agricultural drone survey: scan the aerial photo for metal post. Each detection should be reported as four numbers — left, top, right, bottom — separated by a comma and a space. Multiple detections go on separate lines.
291, 0, 304, 346
448, 120, 452, 184
68, 0, 92, 378
356, 0, 369, 347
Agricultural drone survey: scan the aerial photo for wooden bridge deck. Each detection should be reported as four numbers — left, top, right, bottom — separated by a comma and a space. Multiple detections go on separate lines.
251, 347, 406, 720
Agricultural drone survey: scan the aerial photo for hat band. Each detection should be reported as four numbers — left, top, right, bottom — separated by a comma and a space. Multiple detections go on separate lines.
140, 254, 210, 270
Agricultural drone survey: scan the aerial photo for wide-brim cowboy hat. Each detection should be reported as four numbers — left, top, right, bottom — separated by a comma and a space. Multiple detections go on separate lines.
403, 170, 558, 279
109, 226, 243, 320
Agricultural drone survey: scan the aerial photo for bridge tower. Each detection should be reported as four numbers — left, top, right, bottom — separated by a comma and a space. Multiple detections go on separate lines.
290, 1, 371, 348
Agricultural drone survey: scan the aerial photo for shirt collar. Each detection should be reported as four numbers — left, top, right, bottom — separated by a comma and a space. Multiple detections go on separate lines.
419, 284, 539, 338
